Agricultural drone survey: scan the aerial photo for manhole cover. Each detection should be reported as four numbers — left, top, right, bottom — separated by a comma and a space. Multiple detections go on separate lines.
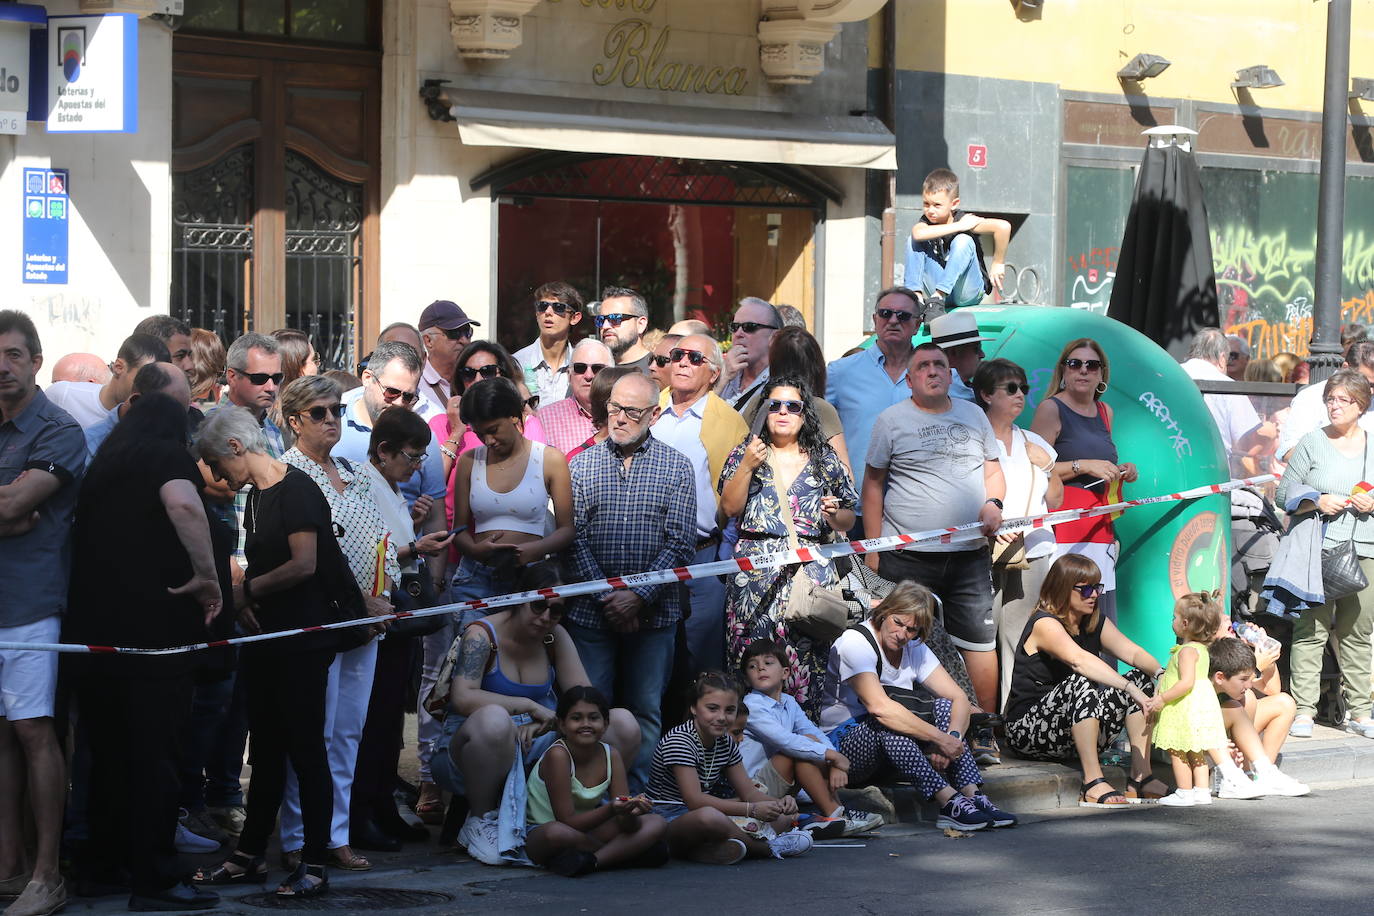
238, 888, 453, 910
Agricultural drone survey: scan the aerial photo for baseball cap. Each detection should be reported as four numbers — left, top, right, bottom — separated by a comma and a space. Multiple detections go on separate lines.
419, 300, 481, 333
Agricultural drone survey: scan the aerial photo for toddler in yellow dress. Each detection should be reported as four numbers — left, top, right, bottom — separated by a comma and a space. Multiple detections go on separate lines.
1153, 591, 1265, 807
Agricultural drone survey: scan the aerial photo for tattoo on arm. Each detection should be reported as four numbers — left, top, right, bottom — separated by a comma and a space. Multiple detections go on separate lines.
458, 631, 491, 683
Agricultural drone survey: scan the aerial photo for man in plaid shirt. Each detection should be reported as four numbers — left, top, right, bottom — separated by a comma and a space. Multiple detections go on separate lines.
566, 372, 696, 789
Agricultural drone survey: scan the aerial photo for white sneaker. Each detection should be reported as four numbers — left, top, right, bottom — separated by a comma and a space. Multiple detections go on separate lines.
1156, 790, 1195, 807
458, 811, 504, 866
174, 821, 221, 854
1216, 772, 1262, 800
839, 808, 884, 836
1255, 768, 1311, 797
767, 828, 813, 858
1192, 786, 1213, 805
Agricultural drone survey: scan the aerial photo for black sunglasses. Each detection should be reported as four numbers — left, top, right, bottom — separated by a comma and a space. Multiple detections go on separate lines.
993, 382, 1030, 396
670, 348, 707, 366
379, 384, 419, 405
299, 403, 345, 423
768, 399, 804, 415
459, 364, 501, 382
1064, 358, 1103, 372
572, 362, 607, 375
1072, 583, 1104, 598
1228, 351, 1243, 361
730, 321, 778, 334
442, 325, 473, 341
237, 370, 283, 386
536, 300, 572, 315
594, 313, 636, 329
524, 395, 540, 411
607, 401, 653, 422
875, 308, 915, 323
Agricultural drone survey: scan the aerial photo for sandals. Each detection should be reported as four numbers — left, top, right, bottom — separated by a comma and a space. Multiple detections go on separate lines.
1125, 776, 1169, 804
415, 782, 445, 824
1078, 777, 1130, 809
192, 851, 267, 885
276, 863, 328, 898
328, 846, 372, 871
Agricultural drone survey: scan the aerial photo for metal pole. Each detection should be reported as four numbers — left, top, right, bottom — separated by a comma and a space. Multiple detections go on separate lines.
1309, 0, 1351, 383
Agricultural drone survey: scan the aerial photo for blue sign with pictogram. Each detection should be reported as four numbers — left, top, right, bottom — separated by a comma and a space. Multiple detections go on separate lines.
22, 166, 68, 284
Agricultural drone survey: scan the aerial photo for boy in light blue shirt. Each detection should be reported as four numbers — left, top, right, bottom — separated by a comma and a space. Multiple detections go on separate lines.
740, 640, 883, 837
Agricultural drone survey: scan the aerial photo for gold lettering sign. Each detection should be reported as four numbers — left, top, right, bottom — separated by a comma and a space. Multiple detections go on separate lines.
592, 18, 748, 96
550, 0, 660, 10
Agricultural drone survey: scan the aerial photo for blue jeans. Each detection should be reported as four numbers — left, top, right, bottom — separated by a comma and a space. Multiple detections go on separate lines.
564, 619, 676, 793
906, 233, 985, 307
449, 556, 522, 629
683, 543, 727, 675
179, 673, 236, 811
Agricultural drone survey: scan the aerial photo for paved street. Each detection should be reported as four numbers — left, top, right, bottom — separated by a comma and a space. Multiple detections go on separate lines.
64, 780, 1370, 915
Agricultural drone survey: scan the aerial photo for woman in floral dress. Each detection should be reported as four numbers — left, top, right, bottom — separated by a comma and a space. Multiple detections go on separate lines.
719, 375, 858, 717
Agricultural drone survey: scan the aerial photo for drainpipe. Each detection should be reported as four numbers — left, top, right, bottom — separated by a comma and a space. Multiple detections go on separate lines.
1309, 0, 1351, 383
879, 0, 897, 288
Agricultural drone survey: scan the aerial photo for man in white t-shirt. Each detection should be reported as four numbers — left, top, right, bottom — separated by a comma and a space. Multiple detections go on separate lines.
1180, 328, 1274, 474
44, 332, 167, 429
1277, 340, 1374, 460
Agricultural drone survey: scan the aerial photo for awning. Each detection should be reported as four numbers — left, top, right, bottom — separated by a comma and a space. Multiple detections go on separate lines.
449, 90, 897, 171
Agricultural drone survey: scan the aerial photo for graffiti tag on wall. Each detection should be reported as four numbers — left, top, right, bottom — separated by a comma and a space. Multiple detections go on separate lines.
1065, 247, 1118, 314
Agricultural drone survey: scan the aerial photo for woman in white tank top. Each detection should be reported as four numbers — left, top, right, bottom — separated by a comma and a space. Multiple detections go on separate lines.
449, 378, 574, 616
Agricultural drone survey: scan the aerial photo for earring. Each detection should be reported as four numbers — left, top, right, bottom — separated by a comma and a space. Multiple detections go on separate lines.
1095, 381, 1108, 394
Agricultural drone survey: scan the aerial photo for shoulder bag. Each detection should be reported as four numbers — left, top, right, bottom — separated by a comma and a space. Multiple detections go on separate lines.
991, 429, 1035, 571
848, 624, 940, 729
772, 456, 848, 643
1321, 442, 1370, 602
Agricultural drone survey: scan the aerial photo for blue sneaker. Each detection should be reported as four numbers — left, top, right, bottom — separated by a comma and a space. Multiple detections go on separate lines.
971, 794, 1018, 828
936, 795, 994, 831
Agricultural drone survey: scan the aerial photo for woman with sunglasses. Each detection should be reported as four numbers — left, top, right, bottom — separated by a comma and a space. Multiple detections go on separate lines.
1003, 554, 1165, 806
972, 359, 1064, 713
276, 375, 398, 874
719, 376, 858, 717
432, 562, 643, 866
1030, 338, 1138, 637
738, 326, 853, 476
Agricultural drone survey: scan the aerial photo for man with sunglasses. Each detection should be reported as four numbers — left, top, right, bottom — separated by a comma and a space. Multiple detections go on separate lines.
417, 300, 480, 418
929, 311, 994, 402
718, 297, 781, 408
567, 373, 696, 788
514, 281, 584, 405
651, 334, 748, 673
596, 287, 653, 372
537, 339, 614, 454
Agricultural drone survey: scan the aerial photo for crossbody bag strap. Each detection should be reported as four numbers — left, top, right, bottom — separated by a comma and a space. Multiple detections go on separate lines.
766, 452, 801, 554
849, 623, 886, 678
1014, 428, 1035, 517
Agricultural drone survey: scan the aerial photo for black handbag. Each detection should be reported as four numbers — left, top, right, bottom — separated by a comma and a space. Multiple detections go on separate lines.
389, 557, 447, 639
1321, 446, 1370, 603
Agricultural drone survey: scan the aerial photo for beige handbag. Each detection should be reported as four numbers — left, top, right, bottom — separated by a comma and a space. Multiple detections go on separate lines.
772, 457, 848, 643
991, 432, 1035, 572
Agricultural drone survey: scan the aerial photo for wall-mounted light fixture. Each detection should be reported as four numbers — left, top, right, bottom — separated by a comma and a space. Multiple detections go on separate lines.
1232, 66, 1284, 90
1117, 53, 1171, 82
1351, 78, 1374, 101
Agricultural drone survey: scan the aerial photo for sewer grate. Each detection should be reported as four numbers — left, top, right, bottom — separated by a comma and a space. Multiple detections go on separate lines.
238, 888, 453, 910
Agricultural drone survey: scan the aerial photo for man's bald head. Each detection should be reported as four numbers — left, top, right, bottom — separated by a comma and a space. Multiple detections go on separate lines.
51, 352, 111, 384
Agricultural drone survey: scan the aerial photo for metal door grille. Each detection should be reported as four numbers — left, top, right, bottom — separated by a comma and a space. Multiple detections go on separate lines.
285, 149, 363, 372
171, 145, 254, 342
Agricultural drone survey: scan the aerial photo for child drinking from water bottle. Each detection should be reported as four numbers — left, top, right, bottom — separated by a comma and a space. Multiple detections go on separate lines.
1154, 592, 1265, 807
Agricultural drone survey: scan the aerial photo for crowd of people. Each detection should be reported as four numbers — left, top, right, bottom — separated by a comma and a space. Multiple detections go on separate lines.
0, 172, 1350, 912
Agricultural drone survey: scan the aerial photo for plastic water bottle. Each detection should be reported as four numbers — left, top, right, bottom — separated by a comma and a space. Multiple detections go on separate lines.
1234, 621, 1281, 655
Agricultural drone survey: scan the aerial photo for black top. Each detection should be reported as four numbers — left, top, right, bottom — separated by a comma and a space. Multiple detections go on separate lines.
66, 440, 207, 677
244, 465, 340, 655
1005, 610, 1104, 723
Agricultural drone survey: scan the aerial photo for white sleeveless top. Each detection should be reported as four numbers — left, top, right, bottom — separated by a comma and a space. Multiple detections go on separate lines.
468, 441, 548, 536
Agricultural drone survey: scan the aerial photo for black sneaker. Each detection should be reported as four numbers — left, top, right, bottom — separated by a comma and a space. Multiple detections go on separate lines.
936, 795, 994, 831
971, 794, 1018, 828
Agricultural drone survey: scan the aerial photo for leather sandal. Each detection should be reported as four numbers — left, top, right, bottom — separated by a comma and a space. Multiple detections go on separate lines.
327, 846, 372, 871
1125, 776, 1169, 804
1078, 777, 1130, 809
276, 863, 328, 898
192, 851, 267, 885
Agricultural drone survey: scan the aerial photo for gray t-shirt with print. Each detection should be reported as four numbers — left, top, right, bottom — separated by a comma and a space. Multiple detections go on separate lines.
865, 397, 998, 553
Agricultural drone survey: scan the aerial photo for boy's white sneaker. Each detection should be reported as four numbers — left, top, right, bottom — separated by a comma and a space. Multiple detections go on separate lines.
768, 829, 813, 858
1255, 768, 1311, 797
1217, 772, 1263, 800
839, 808, 884, 836
1156, 790, 1195, 807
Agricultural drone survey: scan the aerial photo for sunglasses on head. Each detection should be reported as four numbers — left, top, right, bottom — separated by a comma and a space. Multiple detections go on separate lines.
378, 383, 419, 405
459, 364, 501, 382
572, 362, 606, 376
298, 403, 344, 423
993, 382, 1030, 396
876, 307, 915, 323
536, 300, 572, 315
730, 321, 778, 334
1064, 358, 1103, 372
1072, 583, 1104, 598
594, 313, 636, 329
767, 398, 804, 415
442, 325, 472, 341
238, 370, 283, 386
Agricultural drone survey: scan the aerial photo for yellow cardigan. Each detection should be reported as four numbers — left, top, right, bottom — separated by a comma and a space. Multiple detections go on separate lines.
657, 389, 750, 492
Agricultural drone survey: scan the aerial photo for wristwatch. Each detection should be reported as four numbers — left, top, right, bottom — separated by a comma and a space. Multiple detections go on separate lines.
985, 497, 1004, 510
949, 729, 962, 739
1072, 459, 1082, 474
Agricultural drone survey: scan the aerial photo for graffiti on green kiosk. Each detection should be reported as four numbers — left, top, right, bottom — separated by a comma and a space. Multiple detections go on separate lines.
1168, 511, 1226, 598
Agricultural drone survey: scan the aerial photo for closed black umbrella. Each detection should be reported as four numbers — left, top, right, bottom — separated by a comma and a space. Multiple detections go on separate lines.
1107, 137, 1219, 360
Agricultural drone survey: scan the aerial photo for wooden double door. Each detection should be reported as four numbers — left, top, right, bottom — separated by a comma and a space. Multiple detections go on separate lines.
171, 36, 380, 370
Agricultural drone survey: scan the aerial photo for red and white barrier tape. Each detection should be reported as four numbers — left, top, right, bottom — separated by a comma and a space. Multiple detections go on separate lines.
8, 474, 1272, 656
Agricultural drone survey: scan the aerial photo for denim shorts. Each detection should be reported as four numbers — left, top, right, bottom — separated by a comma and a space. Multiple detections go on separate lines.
651, 803, 690, 823
429, 711, 558, 796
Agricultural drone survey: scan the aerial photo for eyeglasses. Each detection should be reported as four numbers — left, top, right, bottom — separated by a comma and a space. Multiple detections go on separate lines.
670, 348, 708, 366
572, 362, 607, 376
994, 382, 1030, 396
1072, 583, 1104, 598
595, 313, 637, 329
875, 308, 916, 323
442, 325, 472, 341
459, 364, 501, 382
650, 354, 673, 368
606, 401, 653, 422
1325, 395, 1358, 408
730, 321, 778, 334
236, 370, 284, 386
536, 300, 572, 315
299, 403, 345, 423
768, 399, 804, 415
524, 395, 540, 411
377, 383, 419, 405
1064, 358, 1103, 372
400, 449, 428, 466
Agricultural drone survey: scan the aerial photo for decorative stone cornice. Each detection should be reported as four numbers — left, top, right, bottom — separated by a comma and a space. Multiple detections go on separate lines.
758, 0, 890, 85
449, 0, 543, 60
